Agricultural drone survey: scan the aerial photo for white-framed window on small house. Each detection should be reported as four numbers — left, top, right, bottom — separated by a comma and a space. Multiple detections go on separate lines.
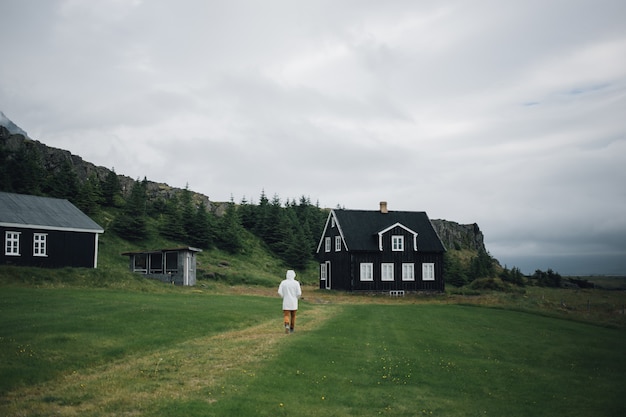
335, 236, 341, 252
392, 235, 404, 251
422, 263, 435, 281
381, 263, 394, 281
360, 263, 373, 281
402, 263, 415, 281
33, 233, 48, 257
325, 237, 331, 252
320, 263, 327, 281
5, 231, 20, 256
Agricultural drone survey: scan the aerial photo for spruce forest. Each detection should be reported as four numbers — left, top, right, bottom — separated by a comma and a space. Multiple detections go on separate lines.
0, 134, 326, 270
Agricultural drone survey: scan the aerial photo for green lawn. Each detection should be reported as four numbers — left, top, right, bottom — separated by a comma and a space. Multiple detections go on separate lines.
1, 287, 624, 416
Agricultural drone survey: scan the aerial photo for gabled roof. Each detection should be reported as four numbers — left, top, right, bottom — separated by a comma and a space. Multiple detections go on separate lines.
326, 209, 445, 252
0, 191, 103, 233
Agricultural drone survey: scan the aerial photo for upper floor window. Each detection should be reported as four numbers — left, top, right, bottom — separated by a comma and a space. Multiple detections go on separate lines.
360, 263, 373, 281
422, 263, 435, 281
381, 263, 394, 281
5, 231, 20, 256
324, 237, 331, 252
33, 233, 48, 257
335, 236, 341, 252
402, 263, 415, 281
392, 235, 404, 251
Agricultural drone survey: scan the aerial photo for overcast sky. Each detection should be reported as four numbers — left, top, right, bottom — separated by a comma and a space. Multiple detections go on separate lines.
1, 0, 625, 275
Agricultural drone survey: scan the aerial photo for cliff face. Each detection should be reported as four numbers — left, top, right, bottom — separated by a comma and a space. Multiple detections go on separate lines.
0, 126, 213, 209
430, 219, 486, 253
1, 122, 490, 255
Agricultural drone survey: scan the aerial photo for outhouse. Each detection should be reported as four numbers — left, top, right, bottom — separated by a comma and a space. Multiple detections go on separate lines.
121, 246, 202, 286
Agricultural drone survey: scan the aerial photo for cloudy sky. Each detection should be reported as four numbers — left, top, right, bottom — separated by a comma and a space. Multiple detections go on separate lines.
1, 0, 625, 275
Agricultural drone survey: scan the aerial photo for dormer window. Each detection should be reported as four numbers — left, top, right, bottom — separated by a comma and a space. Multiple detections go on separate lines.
392, 235, 404, 251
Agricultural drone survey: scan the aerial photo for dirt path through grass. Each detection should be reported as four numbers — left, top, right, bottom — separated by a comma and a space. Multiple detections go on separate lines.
1, 303, 342, 417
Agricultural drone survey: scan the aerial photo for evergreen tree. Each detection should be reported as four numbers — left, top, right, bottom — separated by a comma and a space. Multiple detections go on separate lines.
215, 199, 244, 253
179, 186, 196, 242
44, 160, 79, 201
101, 168, 122, 207
159, 194, 185, 241
112, 178, 149, 241
75, 173, 102, 215
10, 144, 45, 195
189, 201, 214, 249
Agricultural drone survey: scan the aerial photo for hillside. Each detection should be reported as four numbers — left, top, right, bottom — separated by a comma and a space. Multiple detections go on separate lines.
1, 113, 495, 278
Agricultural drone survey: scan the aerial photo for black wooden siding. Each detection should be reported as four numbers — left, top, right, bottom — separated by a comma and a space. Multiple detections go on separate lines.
316, 220, 444, 292
1, 226, 97, 268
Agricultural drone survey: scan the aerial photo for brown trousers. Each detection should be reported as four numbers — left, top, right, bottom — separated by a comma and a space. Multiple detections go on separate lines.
283, 310, 297, 329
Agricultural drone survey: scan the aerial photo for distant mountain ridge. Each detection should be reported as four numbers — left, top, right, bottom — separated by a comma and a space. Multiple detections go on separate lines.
0, 112, 489, 256
0, 111, 29, 137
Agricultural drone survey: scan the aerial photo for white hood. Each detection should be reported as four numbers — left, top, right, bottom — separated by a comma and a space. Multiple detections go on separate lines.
286, 270, 296, 280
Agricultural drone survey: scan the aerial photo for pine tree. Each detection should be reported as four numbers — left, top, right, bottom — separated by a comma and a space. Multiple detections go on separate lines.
44, 160, 79, 201
101, 168, 122, 207
112, 178, 149, 241
189, 201, 214, 249
76, 173, 102, 215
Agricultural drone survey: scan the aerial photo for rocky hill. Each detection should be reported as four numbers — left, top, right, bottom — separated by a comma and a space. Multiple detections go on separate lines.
0, 124, 214, 211
430, 219, 487, 253
1, 114, 489, 255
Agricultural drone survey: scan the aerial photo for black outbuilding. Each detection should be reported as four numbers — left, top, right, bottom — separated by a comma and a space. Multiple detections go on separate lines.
0, 191, 104, 268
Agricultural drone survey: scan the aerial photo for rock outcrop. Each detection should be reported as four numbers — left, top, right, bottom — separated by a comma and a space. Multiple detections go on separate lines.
430, 219, 486, 253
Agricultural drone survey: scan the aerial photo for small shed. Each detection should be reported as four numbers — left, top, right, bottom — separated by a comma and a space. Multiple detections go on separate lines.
0, 191, 104, 268
121, 247, 202, 286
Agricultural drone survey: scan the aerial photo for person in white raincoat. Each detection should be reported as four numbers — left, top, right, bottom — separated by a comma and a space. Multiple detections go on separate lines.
278, 269, 302, 334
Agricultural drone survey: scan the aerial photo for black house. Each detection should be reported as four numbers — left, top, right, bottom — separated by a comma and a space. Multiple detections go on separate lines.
0, 192, 104, 268
315, 202, 446, 292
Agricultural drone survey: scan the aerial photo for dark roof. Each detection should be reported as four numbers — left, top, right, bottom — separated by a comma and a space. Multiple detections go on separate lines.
333, 209, 445, 252
0, 191, 103, 233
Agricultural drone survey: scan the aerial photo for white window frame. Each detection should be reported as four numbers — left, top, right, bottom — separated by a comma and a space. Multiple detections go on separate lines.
320, 263, 327, 280
5, 231, 20, 256
422, 263, 435, 281
381, 263, 394, 281
335, 236, 341, 252
402, 263, 415, 281
391, 235, 404, 251
360, 263, 373, 281
324, 237, 331, 252
33, 233, 48, 257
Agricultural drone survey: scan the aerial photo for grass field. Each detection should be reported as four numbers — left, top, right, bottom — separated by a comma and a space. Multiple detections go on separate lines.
1, 281, 625, 417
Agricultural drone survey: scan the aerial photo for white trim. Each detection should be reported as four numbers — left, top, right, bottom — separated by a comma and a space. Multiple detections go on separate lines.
0, 222, 103, 234
33, 233, 48, 257
93, 233, 100, 268
381, 263, 394, 281
377, 222, 418, 251
422, 263, 435, 281
4, 231, 21, 256
391, 235, 404, 251
360, 263, 373, 281
402, 263, 415, 281
334, 235, 341, 252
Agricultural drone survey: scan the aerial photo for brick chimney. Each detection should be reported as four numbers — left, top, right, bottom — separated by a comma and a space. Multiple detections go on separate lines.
379, 201, 388, 213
